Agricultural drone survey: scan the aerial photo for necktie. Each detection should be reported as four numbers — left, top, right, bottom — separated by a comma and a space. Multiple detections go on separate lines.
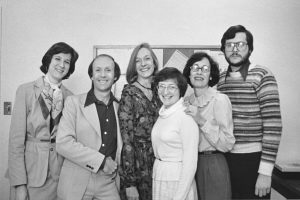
38, 78, 63, 134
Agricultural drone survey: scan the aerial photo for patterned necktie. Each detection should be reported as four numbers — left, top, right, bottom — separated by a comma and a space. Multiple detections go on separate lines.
38, 78, 63, 135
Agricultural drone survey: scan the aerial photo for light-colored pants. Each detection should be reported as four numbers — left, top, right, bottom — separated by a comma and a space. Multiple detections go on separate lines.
9, 144, 60, 200
81, 171, 120, 200
10, 177, 58, 200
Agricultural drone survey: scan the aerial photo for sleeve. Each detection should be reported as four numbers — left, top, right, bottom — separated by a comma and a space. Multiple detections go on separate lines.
56, 96, 105, 173
173, 115, 199, 200
256, 69, 282, 176
201, 94, 235, 152
8, 85, 28, 186
118, 89, 138, 188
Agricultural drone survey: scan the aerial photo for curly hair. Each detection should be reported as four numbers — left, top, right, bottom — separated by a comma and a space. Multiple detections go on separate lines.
183, 52, 219, 87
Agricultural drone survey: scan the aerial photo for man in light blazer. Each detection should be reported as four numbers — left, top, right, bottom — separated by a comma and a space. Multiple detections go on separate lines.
56, 54, 123, 200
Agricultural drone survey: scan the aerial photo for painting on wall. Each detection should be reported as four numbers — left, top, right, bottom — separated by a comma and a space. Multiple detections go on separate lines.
94, 45, 225, 100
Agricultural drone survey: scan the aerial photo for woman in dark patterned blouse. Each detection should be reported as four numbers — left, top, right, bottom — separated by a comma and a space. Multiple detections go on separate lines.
119, 43, 162, 200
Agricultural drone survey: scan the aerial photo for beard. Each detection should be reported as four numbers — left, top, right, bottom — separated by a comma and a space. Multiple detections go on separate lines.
225, 52, 251, 67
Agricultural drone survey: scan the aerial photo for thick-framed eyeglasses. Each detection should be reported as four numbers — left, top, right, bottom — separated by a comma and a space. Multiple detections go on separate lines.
190, 64, 210, 73
225, 41, 248, 51
157, 84, 178, 93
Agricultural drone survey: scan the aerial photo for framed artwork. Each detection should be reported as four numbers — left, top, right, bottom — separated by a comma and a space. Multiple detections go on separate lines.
94, 45, 226, 100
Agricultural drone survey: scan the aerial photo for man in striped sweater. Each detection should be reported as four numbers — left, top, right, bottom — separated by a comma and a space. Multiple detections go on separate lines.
217, 25, 282, 199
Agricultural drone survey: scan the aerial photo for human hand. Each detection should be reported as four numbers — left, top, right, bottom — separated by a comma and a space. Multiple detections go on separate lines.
184, 104, 198, 117
183, 97, 192, 107
15, 185, 28, 200
255, 173, 271, 197
126, 186, 139, 200
103, 156, 118, 174
185, 105, 206, 126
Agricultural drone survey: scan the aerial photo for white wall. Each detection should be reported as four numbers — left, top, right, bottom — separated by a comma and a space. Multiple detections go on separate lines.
1, 0, 299, 198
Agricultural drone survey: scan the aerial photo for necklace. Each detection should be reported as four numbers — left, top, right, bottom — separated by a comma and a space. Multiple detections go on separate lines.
136, 80, 152, 90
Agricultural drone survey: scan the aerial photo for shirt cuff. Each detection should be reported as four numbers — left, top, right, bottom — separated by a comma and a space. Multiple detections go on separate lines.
201, 119, 217, 137
258, 161, 274, 176
126, 186, 139, 198
99, 156, 107, 170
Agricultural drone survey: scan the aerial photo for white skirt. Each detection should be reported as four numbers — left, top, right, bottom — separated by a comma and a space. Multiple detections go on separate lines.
152, 179, 198, 200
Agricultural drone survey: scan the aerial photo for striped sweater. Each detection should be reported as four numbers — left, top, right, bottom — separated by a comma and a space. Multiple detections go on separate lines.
217, 63, 282, 176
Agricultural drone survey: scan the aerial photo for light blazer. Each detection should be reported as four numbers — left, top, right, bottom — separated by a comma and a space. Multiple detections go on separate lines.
56, 93, 123, 200
8, 77, 72, 187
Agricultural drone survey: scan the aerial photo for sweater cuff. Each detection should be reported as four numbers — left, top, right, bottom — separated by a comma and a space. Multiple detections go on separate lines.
258, 161, 274, 176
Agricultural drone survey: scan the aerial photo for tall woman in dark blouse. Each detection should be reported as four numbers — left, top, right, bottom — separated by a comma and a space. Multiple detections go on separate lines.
119, 43, 162, 200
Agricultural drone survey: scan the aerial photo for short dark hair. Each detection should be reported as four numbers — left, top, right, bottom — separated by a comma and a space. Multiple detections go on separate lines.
183, 52, 220, 87
88, 54, 121, 83
221, 25, 254, 53
126, 43, 159, 84
40, 42, 79, 80
153, 67, 188, 97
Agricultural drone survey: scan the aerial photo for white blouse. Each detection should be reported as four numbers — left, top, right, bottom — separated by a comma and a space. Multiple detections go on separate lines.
186, 87, 235, 152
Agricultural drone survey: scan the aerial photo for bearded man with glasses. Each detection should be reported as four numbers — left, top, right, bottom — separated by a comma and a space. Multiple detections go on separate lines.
217, 25, 282, 199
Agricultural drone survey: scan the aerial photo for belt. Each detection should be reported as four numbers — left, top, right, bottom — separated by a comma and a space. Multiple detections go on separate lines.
198, 150, 220, 155
27, 137, 56, 143
42, 138, 56, 143
155, 158, 182, 162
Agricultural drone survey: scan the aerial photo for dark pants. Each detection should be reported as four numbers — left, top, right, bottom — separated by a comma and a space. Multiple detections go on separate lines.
225, 152, 271, 199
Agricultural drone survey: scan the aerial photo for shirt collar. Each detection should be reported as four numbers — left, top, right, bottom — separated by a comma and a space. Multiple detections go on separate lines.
225, 60, 251, 81
84, 89, 118, 107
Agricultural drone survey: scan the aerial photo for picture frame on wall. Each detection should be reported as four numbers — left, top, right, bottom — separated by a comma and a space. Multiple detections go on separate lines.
94, 45, 226, 100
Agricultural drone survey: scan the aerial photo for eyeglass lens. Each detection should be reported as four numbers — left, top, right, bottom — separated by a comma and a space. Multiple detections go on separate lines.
158, 84, 178, 92
225, 42, 247, 51
191, 64, 210, 73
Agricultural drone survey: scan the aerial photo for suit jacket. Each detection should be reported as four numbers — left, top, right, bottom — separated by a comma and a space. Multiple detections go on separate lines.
56, 93, 123, 200
8, 77, 72, 187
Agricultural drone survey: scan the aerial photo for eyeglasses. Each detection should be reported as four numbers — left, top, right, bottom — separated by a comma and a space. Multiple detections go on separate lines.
157, 84, 178, 93
225, 42, 248, 51
190, 64, 210, 73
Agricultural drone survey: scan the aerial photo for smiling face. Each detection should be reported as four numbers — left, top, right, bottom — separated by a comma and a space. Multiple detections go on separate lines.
46, 53, 71, 83
135, 48, 155, 79
189, 58, 211, 89
91, 56, 115, 93
157, 79, 180, 109
224, 32, 251, 67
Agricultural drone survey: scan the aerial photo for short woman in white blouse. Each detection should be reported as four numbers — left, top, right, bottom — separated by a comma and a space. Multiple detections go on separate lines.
183, 52, 235, 200
151, 67, 199, 200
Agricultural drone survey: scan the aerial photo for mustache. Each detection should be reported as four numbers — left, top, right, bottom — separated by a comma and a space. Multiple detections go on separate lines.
230, 53, 241, 56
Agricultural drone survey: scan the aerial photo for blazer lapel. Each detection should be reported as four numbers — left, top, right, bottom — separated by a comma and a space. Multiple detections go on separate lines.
34, 77, 44, 99
80, 95, 101, 137
34, 77, 52, 121
113, 101, 123, 164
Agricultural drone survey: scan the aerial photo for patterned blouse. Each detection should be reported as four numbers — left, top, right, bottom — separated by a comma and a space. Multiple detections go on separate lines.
118, 84, 161, 200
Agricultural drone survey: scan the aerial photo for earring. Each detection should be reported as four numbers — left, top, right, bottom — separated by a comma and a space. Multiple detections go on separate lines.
209, 77, 212, 80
